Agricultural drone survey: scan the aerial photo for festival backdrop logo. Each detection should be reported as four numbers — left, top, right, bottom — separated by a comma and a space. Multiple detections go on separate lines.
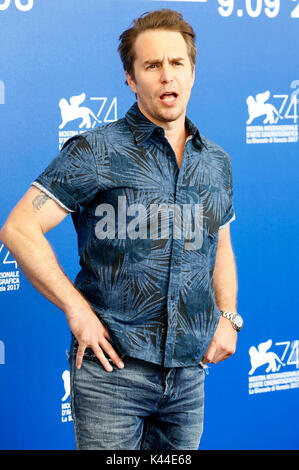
58, 93, 117, 149
248, 339, 299, 395
61, 352, 72, 423
246, 83, 299, 144
0, 244, 20, 293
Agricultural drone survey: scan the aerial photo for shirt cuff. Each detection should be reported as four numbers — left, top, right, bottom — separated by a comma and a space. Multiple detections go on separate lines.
219, 212, 236, 229
31, 181, 75, 213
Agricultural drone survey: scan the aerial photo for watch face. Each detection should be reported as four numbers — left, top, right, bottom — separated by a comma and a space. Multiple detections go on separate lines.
233, 314, 243, 330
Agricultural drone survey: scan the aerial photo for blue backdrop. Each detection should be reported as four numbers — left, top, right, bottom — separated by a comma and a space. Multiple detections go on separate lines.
0, 0, 298, 450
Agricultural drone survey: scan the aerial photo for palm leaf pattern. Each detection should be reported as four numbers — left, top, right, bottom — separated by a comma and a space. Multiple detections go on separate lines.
32, 102, 235, 367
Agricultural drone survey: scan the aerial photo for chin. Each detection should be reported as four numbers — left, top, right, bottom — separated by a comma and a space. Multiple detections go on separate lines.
158, 109, 183, 122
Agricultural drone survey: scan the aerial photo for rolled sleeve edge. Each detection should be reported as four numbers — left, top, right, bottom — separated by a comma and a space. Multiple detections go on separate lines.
31, 181, 76, 213
219, 212, 236, 229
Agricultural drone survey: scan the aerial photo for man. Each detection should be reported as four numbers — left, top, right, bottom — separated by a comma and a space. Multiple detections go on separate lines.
0, 9, 243, 450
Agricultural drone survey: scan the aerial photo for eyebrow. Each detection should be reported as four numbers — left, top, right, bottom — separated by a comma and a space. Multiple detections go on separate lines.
143, 57, 185, 66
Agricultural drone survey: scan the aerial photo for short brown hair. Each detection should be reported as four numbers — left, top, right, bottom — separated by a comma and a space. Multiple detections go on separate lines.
118, 9, 197, 83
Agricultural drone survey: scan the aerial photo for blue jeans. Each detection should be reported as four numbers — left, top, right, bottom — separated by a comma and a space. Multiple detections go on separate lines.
68, 353, 206, 450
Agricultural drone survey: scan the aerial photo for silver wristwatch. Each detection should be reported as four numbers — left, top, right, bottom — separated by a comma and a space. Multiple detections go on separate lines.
220, 310, 243, 332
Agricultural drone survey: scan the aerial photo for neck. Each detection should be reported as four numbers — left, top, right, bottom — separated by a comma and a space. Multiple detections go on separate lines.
137, 102, 189, 150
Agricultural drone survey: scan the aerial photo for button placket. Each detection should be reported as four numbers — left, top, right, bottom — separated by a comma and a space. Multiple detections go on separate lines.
164, 139, 190, 366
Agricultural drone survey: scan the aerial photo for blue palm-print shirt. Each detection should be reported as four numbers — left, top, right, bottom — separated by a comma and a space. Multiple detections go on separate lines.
32, 102, 235, 367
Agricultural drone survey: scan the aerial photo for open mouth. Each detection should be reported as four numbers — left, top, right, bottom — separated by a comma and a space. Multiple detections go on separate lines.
159, 92, 178, 104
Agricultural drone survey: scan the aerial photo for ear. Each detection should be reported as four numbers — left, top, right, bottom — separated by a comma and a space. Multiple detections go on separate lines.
191, 66, 195, 87
126, 71, 137, 95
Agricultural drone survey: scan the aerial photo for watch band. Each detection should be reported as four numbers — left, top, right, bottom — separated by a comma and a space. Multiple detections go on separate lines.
220, 310, 236, 322
220, 310, 243, 332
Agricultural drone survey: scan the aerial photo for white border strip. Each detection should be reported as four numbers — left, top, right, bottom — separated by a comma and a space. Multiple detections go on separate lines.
31, 181, 75, 213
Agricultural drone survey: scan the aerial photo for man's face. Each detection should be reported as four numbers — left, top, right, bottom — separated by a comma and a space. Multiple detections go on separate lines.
126, 29, 195, 126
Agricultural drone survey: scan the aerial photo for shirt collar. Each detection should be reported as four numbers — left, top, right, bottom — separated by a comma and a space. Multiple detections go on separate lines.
125, 102, 206, 149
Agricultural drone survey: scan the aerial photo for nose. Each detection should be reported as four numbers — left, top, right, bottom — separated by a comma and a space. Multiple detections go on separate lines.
159, 63, 174, 84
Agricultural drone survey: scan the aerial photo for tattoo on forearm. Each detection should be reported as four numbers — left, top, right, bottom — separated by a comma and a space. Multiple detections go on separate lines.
32, 194, 50, 211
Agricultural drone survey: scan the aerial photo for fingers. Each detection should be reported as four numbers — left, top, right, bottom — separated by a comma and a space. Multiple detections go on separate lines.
103, 328, 111, 341
76, 343, 86, 370
76, 339, 125, 372
101, 340, 125, 369
202, 341, 236, 365
202, 342, 217, 365
92, 344, 114, 372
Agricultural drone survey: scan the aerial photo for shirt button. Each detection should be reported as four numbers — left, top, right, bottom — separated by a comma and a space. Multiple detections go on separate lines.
174, 258, 179, 265
171, 293, 175, 300
161, 328, 166, 333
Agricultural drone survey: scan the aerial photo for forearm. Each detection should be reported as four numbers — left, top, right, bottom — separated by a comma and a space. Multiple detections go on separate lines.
213, 241, 238, 312
0, 225, 89, 316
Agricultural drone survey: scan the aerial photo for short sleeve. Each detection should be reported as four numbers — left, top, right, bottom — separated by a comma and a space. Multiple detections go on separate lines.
219, 154, 236, 229
31, 135, 98, 213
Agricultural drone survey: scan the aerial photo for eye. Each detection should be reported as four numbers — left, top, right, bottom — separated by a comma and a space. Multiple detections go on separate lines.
173, 62, 183, 66
147, 64, 158, 69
